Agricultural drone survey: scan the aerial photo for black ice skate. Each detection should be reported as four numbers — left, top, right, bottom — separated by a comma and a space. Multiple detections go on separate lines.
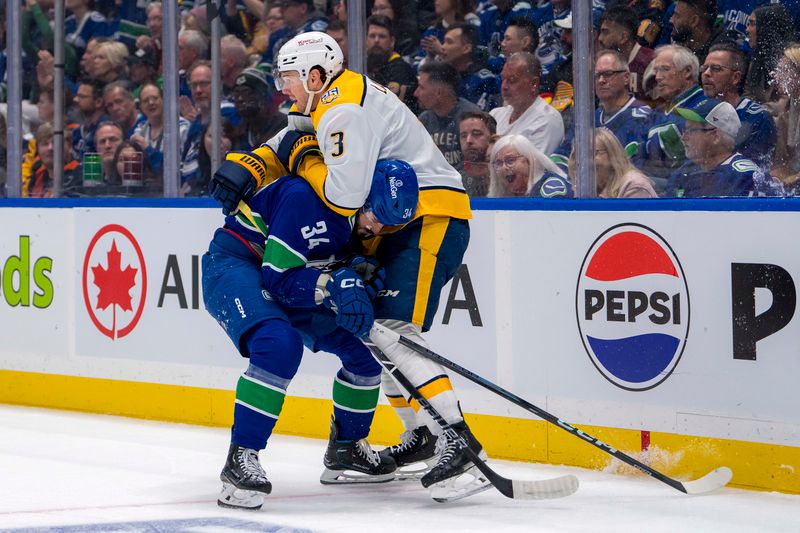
218, 443, 272, 510
421, 421, 493, 503
320, 416, 397, 484
378, 425, 438, 480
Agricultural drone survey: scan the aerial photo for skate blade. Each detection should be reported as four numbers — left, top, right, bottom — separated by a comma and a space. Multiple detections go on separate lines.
392, 459, 437, 481
430, 465, 493, 503
218, 482, 265, 510
320, 467, 396, 485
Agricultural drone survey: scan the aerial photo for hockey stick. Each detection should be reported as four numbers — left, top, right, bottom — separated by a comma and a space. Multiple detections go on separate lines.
371, 323, 733, 495
367, 343, 579, 502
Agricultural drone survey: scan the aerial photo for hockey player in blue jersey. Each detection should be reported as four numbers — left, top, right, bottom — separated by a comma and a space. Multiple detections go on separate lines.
203, 160, 419, 510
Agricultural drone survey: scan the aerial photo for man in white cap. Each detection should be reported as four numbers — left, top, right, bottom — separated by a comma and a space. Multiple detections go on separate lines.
665, 98, 778, 197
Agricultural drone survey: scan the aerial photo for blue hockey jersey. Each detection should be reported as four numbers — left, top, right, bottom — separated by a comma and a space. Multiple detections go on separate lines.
664, 152, 768, 197
735, 97, 776, 171
222, 176, 355, 309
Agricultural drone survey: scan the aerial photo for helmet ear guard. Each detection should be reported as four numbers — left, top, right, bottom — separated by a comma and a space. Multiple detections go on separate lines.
367, 160, 419, 226
275, 32, 344, 113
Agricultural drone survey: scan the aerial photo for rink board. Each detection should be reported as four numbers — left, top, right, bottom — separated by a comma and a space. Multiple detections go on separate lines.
0, 198, 799, 494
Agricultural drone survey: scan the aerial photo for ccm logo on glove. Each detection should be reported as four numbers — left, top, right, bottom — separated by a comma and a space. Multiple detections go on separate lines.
339, 278, 364, 289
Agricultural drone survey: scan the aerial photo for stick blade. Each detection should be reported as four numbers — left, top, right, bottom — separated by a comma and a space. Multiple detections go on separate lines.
511, 474, 580, 500
681, 467, 733, 495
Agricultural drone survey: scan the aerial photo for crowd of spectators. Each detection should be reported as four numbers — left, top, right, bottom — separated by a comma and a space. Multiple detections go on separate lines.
3, 0, 800, 199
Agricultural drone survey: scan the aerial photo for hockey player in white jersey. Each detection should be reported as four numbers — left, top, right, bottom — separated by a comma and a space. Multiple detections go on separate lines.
209, 31, 488, 501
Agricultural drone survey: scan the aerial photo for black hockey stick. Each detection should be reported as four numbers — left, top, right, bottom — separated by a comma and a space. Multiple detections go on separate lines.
367, 344, 579, 502
371, 323, 732, 495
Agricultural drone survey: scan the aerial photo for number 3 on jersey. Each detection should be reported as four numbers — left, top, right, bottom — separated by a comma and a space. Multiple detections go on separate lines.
330, 131, 345, 157
301, 221, 330, 249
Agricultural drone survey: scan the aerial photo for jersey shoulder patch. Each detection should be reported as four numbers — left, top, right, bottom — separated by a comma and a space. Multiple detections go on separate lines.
731, 158, 759, 173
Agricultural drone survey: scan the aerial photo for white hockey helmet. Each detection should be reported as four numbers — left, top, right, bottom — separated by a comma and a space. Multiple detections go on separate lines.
274, 31, 344, 92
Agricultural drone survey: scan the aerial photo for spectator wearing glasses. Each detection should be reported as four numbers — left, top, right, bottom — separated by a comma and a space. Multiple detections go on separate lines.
130, 82, 192, 183
552, 49, 652, 171
598, 5, 655, 102
642, 44, 705, 188
230, 68, 287, 151
488, 133, 572, 198
178, 29, 209, 98
366, 16, 417, 113
701, 42, 776, 171
665, 99, 771, 197
490, 52, 564, 156
569, 128, 657, 199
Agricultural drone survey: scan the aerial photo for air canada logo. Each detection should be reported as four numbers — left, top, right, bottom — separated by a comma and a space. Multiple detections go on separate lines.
82, 224, 147, 340
576, 224, 690, 391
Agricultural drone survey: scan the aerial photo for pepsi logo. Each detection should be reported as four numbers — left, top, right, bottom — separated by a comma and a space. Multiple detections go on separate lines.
576, 224, 690, 391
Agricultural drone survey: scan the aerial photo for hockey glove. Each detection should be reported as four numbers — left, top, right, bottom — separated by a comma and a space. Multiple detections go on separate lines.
276, 130, 323, 175
345, 255, 386, 300
322, 268, 375, 339
209, 159, 258, 215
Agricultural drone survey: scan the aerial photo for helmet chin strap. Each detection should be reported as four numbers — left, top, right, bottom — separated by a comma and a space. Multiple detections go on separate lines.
301, 76, 333, 115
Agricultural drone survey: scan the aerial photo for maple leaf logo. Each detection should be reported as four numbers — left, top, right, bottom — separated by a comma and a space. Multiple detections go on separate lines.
91, 239, 138, 337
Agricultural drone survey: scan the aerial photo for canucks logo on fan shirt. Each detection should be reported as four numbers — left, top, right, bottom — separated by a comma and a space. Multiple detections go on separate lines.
576, 224, 690, 391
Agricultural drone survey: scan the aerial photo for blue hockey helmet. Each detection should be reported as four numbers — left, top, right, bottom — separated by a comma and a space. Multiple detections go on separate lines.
365, 159, 419, 226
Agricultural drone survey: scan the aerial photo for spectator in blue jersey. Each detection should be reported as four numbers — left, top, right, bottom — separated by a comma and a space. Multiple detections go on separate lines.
598, 5, 656, 103
102, 82, 145, 138
440, 23, 500, 111
263, 0, 328, 70
490, 52, 564, 156
743, 4, 796, 105
65, 0, 112, 58
769, 44, 800, 193
478, 0, 535, 48
71, 79, 109, 162
130, 82, 192, 185
642, 44, 705, 188
489, 17, 538, 75
415, 61, 482, 171
569, 128, 657, 198
669, 0, 738, 65
488, 133, 573, 198
366, 16, 418, 113
716, 0, 764, 47
552, 49, 652, 171
665, 99, 776, 197
230, 68, 287, 151
700, 42, 776, 172
458, 110, 497, 196
415, 0, 479, 68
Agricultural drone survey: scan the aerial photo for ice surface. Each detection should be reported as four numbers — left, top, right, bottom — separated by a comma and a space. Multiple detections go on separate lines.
0, 405, 798, 532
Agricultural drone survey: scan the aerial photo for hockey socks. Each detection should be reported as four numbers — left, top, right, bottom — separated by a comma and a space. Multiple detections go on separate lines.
331, 369, 381, 441
231, 365, 289, 450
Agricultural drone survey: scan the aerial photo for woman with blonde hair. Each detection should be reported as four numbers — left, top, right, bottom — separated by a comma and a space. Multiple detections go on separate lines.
770, 43, 800, 194
569, 128, 657, 198
92, 41, 129, 84
488, 134, 573, 198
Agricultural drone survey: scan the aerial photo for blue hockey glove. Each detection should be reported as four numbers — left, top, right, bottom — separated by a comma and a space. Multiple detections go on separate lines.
323, 268, 375, 338
346, 255, 386, 300
276, 130, 322, 175
209, 159, 258, 215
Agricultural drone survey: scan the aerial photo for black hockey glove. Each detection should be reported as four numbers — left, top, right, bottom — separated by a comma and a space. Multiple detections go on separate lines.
209, 159, 257, 215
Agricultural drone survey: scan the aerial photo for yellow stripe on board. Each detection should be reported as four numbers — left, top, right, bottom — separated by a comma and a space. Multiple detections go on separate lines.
412, 216, 449, 325
0, 369, 797, 494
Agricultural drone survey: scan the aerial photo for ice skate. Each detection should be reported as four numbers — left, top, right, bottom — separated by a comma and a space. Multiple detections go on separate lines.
218, 443, 272, 510
379, 425, 438, 480
320, 417, 397, 484
421, 421, 493, 503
